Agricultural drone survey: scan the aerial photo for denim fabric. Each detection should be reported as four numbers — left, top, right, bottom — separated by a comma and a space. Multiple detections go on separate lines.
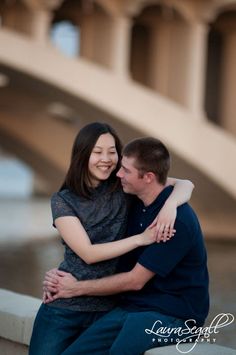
61, 307, 187, 355
29, 303, 107, 355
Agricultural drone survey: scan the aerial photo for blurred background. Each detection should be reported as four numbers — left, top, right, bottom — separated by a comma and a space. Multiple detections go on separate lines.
0, 0, 235, 350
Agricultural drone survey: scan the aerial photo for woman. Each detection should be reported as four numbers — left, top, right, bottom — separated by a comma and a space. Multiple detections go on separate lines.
29, 122, 194, 355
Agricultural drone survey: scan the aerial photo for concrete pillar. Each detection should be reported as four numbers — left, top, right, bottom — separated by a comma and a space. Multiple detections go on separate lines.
185, 22, 208, 118
220, 31, 236, 135
21, 0, 63, 43
0, 5, 32, 35
80, 15, 94, 60
80, 11, 131, 75
110, 15, 132, 77
149, 20, 171, 95
80, 12, 114, 69
30, 9, 52, 43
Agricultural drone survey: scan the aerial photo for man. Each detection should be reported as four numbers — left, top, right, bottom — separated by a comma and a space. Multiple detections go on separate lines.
44, 137, 209, 355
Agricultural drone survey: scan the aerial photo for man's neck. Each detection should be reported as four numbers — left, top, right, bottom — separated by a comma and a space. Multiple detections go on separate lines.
137, 184, 165, 206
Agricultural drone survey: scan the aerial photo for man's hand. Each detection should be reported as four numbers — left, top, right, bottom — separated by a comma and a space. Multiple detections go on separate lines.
43, 269, 79, 302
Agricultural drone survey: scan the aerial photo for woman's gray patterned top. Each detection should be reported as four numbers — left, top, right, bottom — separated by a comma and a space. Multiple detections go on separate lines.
49, 181, 128, 312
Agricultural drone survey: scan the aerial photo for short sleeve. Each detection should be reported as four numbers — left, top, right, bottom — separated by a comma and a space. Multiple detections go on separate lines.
51, 192, 77, 225
138, 220, 194, 277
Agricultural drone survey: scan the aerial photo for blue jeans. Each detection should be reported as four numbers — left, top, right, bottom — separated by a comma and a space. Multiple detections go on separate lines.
61, 307, 187, 355
29, 303, 107, 355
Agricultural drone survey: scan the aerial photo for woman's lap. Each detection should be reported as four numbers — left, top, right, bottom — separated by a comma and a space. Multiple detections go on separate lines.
29, 303, 107, 355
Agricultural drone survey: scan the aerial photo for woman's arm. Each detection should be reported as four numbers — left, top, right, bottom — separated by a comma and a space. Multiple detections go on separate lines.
152, 178, 194, 241
166, 177, 194, 206
55, 217, 156, 265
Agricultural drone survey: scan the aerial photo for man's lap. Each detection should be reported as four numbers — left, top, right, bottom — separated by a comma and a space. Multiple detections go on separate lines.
61, 307, 187, 355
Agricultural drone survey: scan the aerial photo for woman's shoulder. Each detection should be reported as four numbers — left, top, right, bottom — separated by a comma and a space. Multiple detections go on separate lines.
51, 189, 78, 206
51, 189, 80, 218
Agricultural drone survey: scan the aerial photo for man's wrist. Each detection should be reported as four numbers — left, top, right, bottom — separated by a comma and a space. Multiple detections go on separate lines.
73, 280, 84, 296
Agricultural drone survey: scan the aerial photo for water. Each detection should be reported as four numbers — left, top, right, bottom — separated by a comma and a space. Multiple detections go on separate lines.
0, 236, 235, 349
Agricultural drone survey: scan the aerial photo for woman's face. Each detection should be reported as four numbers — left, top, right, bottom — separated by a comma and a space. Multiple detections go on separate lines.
88, 133, 118, 187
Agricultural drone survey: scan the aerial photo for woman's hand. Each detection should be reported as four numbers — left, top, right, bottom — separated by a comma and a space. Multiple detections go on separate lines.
42, 268, 60, 303
43, 269, 79, 302
138, 225, 156, 246
42, 290, 54, 303
150, 200, 177, 242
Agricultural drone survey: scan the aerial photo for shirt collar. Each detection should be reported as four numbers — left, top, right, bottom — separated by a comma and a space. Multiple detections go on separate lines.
141, 185, 174, 211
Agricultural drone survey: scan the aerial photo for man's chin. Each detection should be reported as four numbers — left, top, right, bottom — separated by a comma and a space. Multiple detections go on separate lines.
121, 184, 128, 192
121, 185, 132, 194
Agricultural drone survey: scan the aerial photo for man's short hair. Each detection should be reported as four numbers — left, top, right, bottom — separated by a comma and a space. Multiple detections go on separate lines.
123, 137, 170, 185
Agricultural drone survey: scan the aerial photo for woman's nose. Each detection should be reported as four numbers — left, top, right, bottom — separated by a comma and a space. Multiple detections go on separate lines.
100, 153, 111, 161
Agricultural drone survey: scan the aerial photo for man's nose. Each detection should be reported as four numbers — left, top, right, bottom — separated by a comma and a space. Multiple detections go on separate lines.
116, 168, 123, 178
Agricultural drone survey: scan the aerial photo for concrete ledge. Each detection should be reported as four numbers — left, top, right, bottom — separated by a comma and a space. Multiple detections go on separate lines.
0, 289, 40, 346
145, 343, 236, 354
0, 289, 235, 355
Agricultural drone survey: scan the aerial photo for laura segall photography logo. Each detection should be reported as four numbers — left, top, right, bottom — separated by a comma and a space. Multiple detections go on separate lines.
145, 313, 235, 354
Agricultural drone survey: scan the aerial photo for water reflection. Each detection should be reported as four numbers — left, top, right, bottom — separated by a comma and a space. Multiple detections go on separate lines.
0, 238, 235, 349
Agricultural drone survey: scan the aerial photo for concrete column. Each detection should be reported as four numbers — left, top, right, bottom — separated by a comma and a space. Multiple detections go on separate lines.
80, 15, 94, 60
21, 0, 63, 43
110, 15, 132, 77
80, 12, 115, 69
1, 5, 32, 35
149, 20, 171, 94
30, 9, 52, 43
185, 22, 208, 118
220, 31, 236, 135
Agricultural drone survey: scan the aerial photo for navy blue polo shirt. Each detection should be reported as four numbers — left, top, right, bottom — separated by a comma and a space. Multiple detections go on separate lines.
118, 186, 209, 326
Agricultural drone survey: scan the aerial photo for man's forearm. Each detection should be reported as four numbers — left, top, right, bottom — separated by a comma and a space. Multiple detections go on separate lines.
44, 264, 154, 301
62, 271, 140, 297
78, 271, 140, 296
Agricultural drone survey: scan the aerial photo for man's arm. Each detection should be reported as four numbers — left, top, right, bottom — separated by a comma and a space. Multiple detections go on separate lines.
43, 264, 155, 302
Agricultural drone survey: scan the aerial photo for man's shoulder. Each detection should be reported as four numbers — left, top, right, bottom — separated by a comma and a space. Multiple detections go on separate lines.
177, 202, 198, 218
176, 203, 202, 234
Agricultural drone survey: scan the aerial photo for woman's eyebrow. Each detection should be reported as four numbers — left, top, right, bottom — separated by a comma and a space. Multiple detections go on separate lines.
94, 145, 116, 149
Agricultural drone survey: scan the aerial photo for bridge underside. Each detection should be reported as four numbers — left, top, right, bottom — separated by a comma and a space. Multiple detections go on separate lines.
0, 65, 235, 238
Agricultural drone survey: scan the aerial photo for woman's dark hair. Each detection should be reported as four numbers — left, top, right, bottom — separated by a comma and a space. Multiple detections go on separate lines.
60, 122, 122, 197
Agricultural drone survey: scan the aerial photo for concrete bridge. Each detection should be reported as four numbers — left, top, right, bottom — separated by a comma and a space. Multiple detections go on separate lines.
0, 2, 236, 354
1, 27, 236, 194
0, 32, 236, 236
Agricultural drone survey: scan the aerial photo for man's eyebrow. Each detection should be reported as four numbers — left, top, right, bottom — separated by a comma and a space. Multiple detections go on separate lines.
121, 163, 131, 172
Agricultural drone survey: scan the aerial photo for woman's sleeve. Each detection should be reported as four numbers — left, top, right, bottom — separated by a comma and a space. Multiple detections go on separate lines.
51, 193, 77, 226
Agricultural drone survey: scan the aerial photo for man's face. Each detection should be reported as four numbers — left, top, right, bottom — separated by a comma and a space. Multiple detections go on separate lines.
116, 156, 145, 195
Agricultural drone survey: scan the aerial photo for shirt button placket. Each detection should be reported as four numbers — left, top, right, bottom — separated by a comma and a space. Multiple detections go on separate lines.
140, 208, 146, 228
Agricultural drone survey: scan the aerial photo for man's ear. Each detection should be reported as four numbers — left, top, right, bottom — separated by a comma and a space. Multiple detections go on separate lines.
144, 172, 155, 183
